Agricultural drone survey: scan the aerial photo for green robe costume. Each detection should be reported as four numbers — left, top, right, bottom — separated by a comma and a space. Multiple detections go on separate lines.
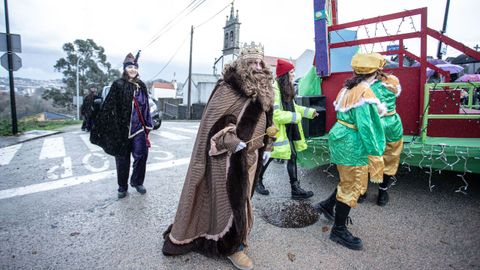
370, 75, 403, 142
368, 74, 404, 180
328, 80, 386, 207
329, 82, 386, 166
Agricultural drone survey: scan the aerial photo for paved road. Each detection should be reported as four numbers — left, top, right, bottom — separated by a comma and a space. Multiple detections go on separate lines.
0, 121, 479, 269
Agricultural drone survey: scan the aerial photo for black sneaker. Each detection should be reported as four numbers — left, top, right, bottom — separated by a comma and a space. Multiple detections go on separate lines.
118, 191, 127, 199
133, 185, 147, 194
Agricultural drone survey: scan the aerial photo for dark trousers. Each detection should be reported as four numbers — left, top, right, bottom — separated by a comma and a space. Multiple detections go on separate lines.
81, 117, 93, 131
259, 142, 298, 183
115, 133, 149, 192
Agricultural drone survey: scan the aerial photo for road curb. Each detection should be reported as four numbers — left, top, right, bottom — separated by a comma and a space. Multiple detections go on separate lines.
0, 130, 62, 148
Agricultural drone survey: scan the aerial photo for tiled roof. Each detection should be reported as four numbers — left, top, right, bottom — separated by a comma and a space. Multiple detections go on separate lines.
153, 82, 175, 89
264, 55, 293, 68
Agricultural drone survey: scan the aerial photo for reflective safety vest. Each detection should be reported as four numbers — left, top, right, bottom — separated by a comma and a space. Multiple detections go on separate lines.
271, 81, 316, 160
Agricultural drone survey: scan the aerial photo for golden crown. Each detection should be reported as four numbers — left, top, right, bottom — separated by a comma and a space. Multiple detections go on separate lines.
240, 42, 264, 60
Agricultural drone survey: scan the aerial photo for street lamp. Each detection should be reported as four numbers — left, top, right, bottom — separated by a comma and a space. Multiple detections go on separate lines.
76, 56, 83, 120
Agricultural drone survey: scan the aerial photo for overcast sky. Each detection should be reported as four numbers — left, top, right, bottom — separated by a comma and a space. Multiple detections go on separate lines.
1, 0, 479, 82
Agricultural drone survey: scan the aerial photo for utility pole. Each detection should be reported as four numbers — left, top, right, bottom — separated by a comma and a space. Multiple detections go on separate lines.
76, 56, 82, 121
187, 25, 193, 120
437, 0, 450, 59
4, 0, 18, 135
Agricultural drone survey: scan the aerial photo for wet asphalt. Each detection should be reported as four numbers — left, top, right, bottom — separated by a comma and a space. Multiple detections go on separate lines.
0, 121, 479, 269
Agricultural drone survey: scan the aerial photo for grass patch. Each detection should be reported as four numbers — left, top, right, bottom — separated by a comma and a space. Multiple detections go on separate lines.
0, 119, 82, 136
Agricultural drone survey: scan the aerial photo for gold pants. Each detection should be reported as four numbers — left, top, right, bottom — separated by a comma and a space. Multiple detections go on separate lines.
383, 139, 403, 175
336, 165, 368, 208
368, 139, 403, 183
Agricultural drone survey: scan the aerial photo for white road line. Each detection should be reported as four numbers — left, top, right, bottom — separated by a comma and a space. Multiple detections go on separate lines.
80, 134, 101, 152
0, 157, 190, 200
153, 131, 190, 141
39, 137, 66, 160
164, 127, 198, 134
0, 144, 22, 166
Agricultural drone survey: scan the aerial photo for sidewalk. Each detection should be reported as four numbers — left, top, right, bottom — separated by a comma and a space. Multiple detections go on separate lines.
0, 130, 61, 148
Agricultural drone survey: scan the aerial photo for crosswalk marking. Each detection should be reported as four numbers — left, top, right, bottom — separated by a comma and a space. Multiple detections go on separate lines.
80, 134, 102, 152
0, 157, 190, 200
2, 124, 197, 165
0, 144, 22, 166
153, 131, 190, 141
39, 137, 66, 160
165, 127, 198, 134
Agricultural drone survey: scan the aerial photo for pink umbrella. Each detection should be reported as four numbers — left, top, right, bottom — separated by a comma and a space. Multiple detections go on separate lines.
455, 74, 480, 82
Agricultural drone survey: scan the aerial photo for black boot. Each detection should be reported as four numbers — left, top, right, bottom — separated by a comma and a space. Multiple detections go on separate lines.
256, 159, 273, 196
329, 201, 363, 250
255, 178, 270, 195
357, 192, 367, 204
377, 175, 390, 206
291, 180, 314, 200
287, 148, 313, 200
313, 189, 336, 221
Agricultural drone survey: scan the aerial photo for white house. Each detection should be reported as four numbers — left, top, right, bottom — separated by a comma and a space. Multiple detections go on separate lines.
181, 73, 220, 105
151, 82, 176, 100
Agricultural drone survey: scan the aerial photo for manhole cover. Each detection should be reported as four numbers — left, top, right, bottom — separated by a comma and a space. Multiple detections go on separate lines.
260, 199, 319, 228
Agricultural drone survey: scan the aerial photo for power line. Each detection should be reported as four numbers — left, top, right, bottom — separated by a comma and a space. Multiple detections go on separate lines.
143, 0, 207, 49
148, 34, 190, 81
195, 2, 231, 29
143, 0, 200, 48
148, 1, 231, 81
113, 0, 206, 71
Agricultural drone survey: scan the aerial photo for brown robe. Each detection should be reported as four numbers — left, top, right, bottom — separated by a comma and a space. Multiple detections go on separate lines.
162, 69, 273, 257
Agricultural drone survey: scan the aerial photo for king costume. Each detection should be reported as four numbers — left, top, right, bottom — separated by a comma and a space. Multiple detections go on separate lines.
162, 43, 274, 267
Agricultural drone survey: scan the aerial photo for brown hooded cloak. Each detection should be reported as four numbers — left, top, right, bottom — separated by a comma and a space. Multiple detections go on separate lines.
162, 65, 274, 257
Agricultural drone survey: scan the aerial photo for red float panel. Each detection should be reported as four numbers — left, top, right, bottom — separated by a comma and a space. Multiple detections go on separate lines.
321, 67, 421, 135
427, 89, 480, 138
427, 119, 480, 138
428, 89, 461, 114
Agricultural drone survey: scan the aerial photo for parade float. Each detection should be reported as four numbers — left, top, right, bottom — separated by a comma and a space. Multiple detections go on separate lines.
297, 0, 480, 192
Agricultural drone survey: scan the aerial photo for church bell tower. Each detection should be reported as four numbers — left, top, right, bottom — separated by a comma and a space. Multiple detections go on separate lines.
222, 4, 241, 57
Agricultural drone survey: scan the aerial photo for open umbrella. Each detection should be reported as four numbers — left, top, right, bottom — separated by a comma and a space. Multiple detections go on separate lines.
455, 74, 480, 82
434, 63, 464, 74
411, 58, 449, 67
426, 63, 464, 77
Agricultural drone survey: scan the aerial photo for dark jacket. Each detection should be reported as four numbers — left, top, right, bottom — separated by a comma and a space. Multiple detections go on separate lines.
90, 78, 150, 156
81, 92, 96, 118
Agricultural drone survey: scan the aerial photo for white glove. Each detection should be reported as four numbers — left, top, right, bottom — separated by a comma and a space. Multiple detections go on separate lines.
234, 141, 247, 153
262, 151, 271, 165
